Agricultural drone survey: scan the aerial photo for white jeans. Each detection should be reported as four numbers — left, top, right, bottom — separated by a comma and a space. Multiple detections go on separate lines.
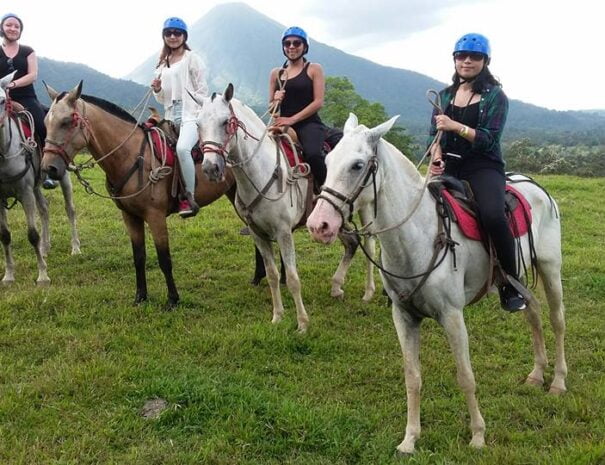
176, 120, 198, 194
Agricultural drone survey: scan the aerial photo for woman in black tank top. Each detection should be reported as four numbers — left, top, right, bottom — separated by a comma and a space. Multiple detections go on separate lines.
1, 13, 57, 189
269, 26, 328, 188
428, 33, 526, 313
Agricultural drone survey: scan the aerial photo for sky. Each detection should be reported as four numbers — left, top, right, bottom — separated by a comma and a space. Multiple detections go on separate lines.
6, 0, 601, 111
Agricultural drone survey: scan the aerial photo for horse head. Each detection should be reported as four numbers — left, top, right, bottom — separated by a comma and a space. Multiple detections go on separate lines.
307, 113, 399, 244
41, 80, 86, 180
191, 83, 236, 183
0, 71, 17, 126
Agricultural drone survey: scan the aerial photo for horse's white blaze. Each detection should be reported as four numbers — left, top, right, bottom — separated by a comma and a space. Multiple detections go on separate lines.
308, 114, 567, 453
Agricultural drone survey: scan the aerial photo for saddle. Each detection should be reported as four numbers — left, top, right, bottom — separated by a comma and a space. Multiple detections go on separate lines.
142, 117, 203, 167
429, 175, 532, 242
272, 125, 343, 170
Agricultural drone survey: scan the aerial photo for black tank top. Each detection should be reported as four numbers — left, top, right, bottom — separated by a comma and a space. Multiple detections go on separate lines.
279, 61, 321, 126
444, 101, 480, 159
0, 45, 37, 100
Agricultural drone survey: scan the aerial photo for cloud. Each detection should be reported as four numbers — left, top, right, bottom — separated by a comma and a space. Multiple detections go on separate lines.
300, 0, 485, 49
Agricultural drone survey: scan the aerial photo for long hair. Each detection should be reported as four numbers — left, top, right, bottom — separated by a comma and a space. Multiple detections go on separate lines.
448, 65, 501, 94
156, 42, 191, 69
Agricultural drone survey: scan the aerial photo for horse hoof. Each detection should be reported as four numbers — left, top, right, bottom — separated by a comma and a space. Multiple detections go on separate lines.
164, 299, 179, 312
36, 278, 51, 287
469, 435, 485, 449
548, 385, 566, 395
362, 291, 375, 303
330, 288, 344, 299
71, 247, 82, 255
525, 376, 544, 386
2, 278, 15, 286
133, 295, 148, 305
250, 276, 264, 286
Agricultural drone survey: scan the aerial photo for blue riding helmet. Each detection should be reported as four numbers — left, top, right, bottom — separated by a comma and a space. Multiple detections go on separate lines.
454, 33, 490, 62
0, 12, 23, 37
281, 26, 309, 54
163, 17, 188, 40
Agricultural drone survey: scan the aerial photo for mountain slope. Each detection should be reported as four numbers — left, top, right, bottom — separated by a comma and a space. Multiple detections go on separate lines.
126, 2, 605, 135
36, 58, 148, 110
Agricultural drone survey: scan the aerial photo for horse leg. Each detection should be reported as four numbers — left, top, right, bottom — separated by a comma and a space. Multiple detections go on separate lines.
392, 305, 422, 454
522, 294, 548, 387
22, 191, 50, 285
276, 232, 309, 333
539, 262, 567, 394
253, 236, 285, 326
34, 187, 50, 257
0, 207, 15, 284
440, 310, 485, 449
251, 246, 286, 286
121, 211, 148, 305
58, 172, 81, 255
332, 232, 357, 299
146, 212, 179, 310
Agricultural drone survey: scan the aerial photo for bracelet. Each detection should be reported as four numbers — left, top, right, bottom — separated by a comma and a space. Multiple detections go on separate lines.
458, 125, 469, 137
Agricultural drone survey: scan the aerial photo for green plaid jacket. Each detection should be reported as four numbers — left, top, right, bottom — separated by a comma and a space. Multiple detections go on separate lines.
429, 83, 509, 164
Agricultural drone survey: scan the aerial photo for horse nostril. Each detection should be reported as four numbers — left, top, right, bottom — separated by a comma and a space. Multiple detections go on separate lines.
320, 221, 329, 233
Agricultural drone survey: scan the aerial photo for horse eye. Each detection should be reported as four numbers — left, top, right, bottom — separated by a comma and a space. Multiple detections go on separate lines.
351, 161, 364, 171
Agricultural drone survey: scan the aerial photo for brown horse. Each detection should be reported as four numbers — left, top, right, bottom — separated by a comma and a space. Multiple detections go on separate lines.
41, 81, 236, 309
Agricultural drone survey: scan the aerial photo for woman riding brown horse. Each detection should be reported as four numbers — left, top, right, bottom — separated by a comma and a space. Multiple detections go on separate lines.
41, 81, 235, 309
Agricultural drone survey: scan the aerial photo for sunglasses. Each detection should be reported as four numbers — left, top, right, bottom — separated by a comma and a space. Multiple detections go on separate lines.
283, 39, 303, 48
6, 57, 14, 72
163, 29, 184, 38
454, 52, 485, 62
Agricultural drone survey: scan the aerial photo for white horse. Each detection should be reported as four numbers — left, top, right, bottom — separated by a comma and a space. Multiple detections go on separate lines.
307, 113, 567, 453
0, 72, 80, 285
191, 84, 376, 332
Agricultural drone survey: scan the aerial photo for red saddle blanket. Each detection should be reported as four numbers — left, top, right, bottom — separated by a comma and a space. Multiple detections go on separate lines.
18, 117, 32, 140
441, 184, 532, 241
279, 138, 331, 170
144, 122, 176, 167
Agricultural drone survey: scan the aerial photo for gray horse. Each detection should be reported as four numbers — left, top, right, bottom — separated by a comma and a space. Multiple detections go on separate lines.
0, 72, 80, 285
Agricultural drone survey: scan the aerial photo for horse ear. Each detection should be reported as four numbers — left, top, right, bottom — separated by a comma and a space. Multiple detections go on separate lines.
66, 81, 83, 104
43, 80, 59, 101
224, 83, 234, 102
343, 113, 358, 133
368, 115, 400, 145
0, 70, 17, 89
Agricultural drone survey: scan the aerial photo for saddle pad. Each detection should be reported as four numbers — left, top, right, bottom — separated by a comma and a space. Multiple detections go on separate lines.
280, 138, 303, 168
442, 184, 532, 241
19, 117, 32, 140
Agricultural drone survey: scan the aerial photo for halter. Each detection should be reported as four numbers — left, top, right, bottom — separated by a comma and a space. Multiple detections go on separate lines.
200, 103, 259, 164
317, 153, 379, 226
44, 104, 91, 165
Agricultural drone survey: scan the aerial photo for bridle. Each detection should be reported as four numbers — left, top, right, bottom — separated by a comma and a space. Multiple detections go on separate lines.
200, 103, 259, 165
316, 152, 379, 227
44, 103, 91, 165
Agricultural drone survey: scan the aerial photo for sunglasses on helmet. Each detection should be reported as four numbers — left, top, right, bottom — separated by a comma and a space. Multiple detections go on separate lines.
163, 29, 184, 38
454, 52, 485, 62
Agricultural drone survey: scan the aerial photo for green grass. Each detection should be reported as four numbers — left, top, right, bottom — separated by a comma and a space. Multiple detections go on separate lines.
0, 171, 604, 464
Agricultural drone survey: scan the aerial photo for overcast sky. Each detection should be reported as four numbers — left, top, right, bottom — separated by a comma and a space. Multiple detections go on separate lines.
7, 0, 601, 111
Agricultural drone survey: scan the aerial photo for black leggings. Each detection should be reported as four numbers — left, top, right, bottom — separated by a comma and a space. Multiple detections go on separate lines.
15, 96, 46, 145
446, 162, 517, 278
294, 121, 327, 186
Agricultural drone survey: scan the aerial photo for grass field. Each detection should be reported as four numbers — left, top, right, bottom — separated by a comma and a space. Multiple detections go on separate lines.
0, 170, 604, 464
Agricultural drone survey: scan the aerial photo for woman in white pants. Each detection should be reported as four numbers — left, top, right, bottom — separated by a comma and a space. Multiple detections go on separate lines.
151, 17, 208, 218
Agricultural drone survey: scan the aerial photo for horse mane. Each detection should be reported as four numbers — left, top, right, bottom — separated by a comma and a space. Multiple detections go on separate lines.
80, 94, 137, 124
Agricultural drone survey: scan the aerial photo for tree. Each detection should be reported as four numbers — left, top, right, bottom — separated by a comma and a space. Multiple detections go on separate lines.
321, 76, 418, 158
